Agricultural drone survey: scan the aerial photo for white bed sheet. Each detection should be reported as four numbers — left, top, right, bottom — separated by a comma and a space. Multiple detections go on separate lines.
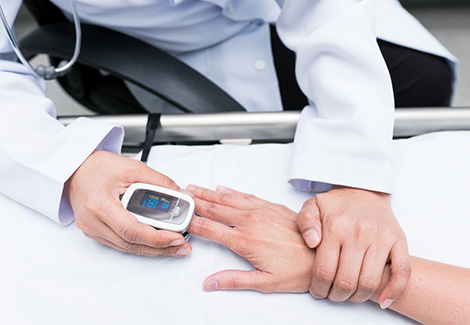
1, 131, 469, 324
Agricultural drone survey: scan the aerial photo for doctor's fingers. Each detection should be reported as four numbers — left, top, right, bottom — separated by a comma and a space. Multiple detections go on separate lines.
347, 244, 389, 303
126, 159, 180, 192
377, 240, 411, 309
83, 229, 191, 257
327, 244, 369, 302
95, 201, 188, 249
297, 197, 323, 248
309, 233, 341, 299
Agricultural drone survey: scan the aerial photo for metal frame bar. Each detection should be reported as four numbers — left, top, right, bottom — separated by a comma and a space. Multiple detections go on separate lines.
58, 107, 470, 150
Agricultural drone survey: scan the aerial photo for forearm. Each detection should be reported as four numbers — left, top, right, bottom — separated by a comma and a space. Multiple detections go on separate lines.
278, 0, 395, 194
372, 257, 470, 324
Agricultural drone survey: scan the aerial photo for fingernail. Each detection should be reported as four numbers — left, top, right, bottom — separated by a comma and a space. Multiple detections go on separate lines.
380, 299, 394, 309
186, 184, 198, 192
180, 189, 194, 197
170, 239, 186, 246
203, 279, 219, 291
303, 229, 320, 248
216, 185, 229, 193
175, 248, 191, 257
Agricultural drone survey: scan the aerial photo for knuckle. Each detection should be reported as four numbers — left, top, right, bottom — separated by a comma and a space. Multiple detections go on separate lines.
159, 175, 177, 189
354, 222, 370, 235
156, 247, 171, 257
335, 276, 357, 294
309, 284, 327, 299
195, 217, 211, 234
122, 241, 143, 254
121, 226, 140, 243
358, 276, 380, 295
243, 193, 257, 201
314, 265, 335, 285
226, 274, 244, 290
393, 261, 412, 280
217, 192, 231, 204
204, 202, 221, 219
348, 295, 368, 304
322, 217, 340, 233
297, 208, 312, 221
300, 201, 317, 217
246, 210, 264, 221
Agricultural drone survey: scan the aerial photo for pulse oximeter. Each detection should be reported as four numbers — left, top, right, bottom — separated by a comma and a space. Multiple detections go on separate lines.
121, 183, 194, 238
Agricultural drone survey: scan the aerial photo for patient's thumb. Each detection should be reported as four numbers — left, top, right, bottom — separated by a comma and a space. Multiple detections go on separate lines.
203, 270, 268, 292
297, 197, 322, 248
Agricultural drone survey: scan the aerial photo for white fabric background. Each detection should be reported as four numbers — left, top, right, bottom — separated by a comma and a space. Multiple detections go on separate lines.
1, 131, 469, 324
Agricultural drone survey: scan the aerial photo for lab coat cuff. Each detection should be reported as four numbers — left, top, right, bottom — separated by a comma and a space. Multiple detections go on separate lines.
56, 118, 124, 225
288, 153, 393, 195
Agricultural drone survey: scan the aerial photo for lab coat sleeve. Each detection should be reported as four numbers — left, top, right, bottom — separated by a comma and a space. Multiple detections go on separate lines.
277, 0, 395, 194
0, 1, 123, 225
0, 61, 124, 225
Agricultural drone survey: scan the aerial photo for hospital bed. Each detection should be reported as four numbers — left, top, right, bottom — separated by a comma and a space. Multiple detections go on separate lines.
59, 107, 470, 151
4, 2, 469, 323
1, 109, 470, 324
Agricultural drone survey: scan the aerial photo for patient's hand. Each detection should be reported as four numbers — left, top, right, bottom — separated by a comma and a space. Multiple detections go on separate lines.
297, 186, 411, 308
63, 150, 191, 257
187, 185, 315, 293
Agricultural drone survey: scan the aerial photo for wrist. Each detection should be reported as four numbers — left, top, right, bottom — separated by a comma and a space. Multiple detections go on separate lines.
62, 150, 100, 203
331, 185, 391, 199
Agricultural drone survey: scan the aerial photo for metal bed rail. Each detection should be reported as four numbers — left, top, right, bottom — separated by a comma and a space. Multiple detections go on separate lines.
59, 107, 470, 152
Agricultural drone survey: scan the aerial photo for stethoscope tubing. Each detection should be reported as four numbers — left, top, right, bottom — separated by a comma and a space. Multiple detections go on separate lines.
0, 0, 81, 79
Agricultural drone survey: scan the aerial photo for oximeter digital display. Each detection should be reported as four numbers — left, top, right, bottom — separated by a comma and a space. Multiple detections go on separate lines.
121, 183, 194, 237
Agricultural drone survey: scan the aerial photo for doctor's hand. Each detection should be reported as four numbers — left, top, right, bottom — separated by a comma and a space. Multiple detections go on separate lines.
297, 186, 410, 309
63, 150, 191, 257
187, 185, 316, 293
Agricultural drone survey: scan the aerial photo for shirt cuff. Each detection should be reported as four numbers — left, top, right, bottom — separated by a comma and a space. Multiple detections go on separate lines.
288, 152, 393, 194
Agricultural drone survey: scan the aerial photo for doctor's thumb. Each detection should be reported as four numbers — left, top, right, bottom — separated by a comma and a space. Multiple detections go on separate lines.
297, 197, 322, 248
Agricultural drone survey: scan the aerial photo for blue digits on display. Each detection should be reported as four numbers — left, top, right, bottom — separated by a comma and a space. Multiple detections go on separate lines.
140, 192, 173, 212
147, 198, 158, 209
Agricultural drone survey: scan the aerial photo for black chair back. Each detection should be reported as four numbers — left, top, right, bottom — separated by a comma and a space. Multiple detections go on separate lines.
20, 0, 246, 114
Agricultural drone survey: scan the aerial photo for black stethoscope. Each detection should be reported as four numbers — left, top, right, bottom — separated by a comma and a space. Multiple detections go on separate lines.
0, 0, 81, 80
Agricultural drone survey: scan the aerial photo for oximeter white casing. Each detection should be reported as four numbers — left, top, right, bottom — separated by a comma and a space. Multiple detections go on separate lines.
121, 183, 194, 235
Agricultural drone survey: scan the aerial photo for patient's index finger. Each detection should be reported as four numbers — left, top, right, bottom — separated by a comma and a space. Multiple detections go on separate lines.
216, 185, 275, 207
188, 216, 238, 248
186, 184, 262, 210
192, 197, 241, 226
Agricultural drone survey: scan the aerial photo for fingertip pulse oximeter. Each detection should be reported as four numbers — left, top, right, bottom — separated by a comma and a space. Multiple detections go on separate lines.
121, 183, 194, 238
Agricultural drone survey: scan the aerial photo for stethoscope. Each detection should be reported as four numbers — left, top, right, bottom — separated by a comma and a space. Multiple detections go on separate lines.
0, 0, 82, 80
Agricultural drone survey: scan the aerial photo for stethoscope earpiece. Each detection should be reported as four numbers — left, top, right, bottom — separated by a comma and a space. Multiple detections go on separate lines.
35, 60, 70, 79
35, 64, 57, 79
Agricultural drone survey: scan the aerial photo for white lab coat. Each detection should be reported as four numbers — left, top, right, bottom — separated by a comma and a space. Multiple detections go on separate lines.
0, 0, 458, 224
